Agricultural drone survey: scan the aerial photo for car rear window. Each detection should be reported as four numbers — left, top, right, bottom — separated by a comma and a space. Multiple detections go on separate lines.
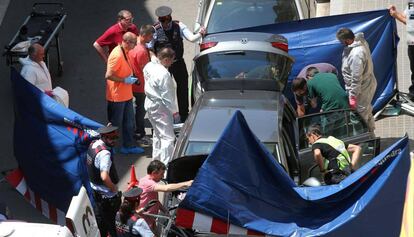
185, 141, 277, 156
207, 0, 299, 34
196, 51, 291, 85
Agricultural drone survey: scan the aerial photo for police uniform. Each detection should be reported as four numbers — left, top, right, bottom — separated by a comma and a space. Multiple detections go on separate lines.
150, 6, 203, 122
87, 125, 121, 237
115, 187, 154, 237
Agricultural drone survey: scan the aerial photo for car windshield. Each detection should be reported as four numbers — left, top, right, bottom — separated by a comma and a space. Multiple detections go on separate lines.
185, 141, 277, 157
207, 0, 299, 34
196, 51, 291, 84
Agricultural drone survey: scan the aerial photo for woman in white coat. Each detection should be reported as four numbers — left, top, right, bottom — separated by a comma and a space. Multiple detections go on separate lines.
143, 47, 179, 165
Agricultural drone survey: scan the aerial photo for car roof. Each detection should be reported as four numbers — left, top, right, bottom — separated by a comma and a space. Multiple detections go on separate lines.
196, 32, 294, 61
188, 90, 281, 143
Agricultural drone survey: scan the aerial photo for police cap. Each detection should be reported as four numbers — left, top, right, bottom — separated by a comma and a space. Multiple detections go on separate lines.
96, 125, 118, 135
123, 187, 143, 201
155, 6, 172, 17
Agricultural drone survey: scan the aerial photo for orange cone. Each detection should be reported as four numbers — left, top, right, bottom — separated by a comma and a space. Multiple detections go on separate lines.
127, 165, 139, 190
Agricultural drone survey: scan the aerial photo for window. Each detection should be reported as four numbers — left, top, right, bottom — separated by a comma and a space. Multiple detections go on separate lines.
298, 110, 368, 150
207, 0, 299, 34
196, 51, 292, 87
185, 141, 277, 157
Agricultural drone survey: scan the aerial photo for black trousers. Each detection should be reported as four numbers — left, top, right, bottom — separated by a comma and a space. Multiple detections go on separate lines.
169, 58, 189, 122
93, 192, 122, 237
133, 92, 146, 138
408, 45, 414, 95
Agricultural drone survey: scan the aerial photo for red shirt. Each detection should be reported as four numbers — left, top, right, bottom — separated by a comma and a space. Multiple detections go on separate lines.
129, 43, 150, 93
95, 23, 138, 53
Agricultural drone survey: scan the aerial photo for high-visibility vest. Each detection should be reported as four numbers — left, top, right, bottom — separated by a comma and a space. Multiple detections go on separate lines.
314, 136, 351, 171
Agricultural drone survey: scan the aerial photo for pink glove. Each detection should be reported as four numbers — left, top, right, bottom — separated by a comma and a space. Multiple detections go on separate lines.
173, 112, 181, 124
349, 96, 357, 110
45, 90, 53, 97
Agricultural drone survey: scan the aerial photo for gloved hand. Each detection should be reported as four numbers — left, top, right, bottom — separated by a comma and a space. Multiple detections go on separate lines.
124, 76, 138, 84
199, 26, 207, 37
349, 96, 357, 110
173, 112, 181, 124
45, 90, 53, 97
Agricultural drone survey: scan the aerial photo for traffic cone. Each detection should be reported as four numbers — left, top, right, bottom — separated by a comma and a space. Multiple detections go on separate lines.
127, 165, 139, 190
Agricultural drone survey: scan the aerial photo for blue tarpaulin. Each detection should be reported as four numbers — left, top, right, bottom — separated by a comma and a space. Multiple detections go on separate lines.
233, 10, 398, 113
11, 67, 101, 213
180, 111, 411, 236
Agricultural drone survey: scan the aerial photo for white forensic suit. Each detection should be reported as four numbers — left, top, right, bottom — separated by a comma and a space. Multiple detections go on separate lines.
19, 56, 52, 92
143, 59, 178, 165
341, 32, 377, 131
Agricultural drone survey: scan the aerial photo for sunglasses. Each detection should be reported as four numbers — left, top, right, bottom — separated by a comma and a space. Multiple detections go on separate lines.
122, 17, 134, 23
103, 133, 119, 140
158, 15, 171, 23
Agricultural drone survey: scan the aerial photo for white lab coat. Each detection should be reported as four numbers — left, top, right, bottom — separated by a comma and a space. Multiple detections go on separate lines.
19, 56, 52, 92
341, 33, 377, 131
144, 60, 178, 165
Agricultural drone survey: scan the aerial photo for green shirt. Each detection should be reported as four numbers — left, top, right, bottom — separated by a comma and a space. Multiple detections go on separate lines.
307, 73, 349, 112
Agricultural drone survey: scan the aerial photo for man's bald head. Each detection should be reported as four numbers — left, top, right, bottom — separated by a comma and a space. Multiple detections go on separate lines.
28, 43, 45, 63
122, 32, 137, 50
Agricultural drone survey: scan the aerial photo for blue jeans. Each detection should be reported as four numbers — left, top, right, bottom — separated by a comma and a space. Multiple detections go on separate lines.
107, 99, 135, 148
133, 92, 146, 138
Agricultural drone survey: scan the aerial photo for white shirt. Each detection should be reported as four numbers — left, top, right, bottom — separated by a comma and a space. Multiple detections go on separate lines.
19, 56, 52, 92
405, 7, 414, 44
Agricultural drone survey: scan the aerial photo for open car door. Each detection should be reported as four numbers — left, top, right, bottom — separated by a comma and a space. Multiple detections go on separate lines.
297, 109, 380, 184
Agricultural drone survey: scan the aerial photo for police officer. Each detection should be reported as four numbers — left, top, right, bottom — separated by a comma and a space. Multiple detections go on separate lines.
87, 125, 122, 237
115, 187, 154, 237
306, 124, 362, 185
149, 6, 206, 122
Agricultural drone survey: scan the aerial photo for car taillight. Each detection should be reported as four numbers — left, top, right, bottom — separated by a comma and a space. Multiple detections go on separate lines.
200, 42, 218, 51
271, 42, 288, 52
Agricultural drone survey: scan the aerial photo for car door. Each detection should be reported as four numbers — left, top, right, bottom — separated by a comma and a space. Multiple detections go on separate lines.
296, 109, 380, 184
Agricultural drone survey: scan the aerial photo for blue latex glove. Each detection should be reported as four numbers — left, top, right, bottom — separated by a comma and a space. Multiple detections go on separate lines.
124, 76, 138, 84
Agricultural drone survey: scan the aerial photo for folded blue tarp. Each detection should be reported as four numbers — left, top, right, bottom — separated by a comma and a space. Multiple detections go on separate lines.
233, 10, 398, 113
180, 111, 410, 236
11, 67, 101, 213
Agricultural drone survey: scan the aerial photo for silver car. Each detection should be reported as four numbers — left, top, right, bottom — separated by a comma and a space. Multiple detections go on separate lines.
170, 91, 379, 185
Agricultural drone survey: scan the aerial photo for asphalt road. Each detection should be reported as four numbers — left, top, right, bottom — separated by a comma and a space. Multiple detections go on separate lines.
0, 0, 197, 223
